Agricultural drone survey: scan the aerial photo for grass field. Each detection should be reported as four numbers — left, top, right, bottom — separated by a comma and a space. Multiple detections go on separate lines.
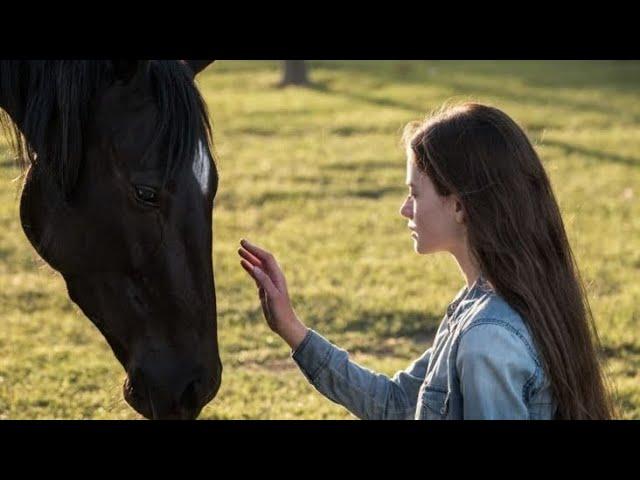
0, 60, 638, 419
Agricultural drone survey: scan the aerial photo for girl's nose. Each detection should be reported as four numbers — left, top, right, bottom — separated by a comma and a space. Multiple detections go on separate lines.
399, 197, 413, 219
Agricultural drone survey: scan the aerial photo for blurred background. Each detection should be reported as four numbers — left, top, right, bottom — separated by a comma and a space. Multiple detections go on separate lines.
0, 60, 638, 419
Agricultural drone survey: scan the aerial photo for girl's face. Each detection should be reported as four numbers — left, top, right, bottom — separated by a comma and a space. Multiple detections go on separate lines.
399, 153, 464, 255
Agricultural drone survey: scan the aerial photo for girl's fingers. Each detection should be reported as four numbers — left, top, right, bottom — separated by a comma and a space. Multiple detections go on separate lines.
238, 246, 263, 269
239, 239, 289, 295
239, 239, 286, 286
252, 266, 280, 298
240, 259, 261, 288
240, 239, 277, 269
240, 257, 279, 297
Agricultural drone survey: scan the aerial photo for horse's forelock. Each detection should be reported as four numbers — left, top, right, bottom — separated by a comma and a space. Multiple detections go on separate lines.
1, 60, 213, 197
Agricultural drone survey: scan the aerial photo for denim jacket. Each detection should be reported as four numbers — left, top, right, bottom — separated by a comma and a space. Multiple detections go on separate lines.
291, 276, 556, 420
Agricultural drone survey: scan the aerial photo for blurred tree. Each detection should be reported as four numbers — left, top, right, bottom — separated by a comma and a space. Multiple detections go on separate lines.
280, 60, 309, 86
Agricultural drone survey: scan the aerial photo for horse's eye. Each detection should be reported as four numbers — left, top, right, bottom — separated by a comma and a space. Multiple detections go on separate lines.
134, 185, 159, 205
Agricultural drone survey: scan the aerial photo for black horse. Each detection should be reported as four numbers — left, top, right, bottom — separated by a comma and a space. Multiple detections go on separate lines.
0, 60, 220, 419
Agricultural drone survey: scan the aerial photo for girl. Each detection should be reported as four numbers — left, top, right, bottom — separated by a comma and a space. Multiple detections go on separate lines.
238, 102, 615, 420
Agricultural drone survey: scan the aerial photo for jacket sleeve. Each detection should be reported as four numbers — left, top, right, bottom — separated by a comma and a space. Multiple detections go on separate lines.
292, 329, 433, 420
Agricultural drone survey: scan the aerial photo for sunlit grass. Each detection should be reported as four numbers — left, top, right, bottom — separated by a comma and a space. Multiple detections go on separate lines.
1, 60, 638, 419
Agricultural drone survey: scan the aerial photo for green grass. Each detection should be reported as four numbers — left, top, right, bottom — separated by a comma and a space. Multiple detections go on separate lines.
1, 60, 639, 419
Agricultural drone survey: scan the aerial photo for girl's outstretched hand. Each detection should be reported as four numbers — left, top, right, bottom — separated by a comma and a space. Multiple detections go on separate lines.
238, 239, 309, 350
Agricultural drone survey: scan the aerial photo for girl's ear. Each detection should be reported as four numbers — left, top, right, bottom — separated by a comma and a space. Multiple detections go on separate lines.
453, 197, 466, 225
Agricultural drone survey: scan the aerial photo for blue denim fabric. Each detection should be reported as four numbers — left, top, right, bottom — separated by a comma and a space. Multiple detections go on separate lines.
292, 276, 556, 420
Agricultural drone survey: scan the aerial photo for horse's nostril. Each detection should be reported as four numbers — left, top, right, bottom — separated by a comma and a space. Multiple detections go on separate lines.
126, 365, 210, 419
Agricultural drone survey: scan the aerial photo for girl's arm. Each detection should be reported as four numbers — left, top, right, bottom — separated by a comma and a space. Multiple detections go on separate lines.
292, 328, 432, 420
238, 239, 430, 420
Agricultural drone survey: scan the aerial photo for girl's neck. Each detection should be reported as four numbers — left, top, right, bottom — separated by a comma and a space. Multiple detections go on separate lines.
451, 244, 481, 289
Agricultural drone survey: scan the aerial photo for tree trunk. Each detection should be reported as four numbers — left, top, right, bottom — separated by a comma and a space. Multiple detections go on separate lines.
280, 60, 309, 86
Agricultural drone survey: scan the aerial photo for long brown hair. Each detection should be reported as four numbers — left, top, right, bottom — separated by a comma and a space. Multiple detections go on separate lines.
403, 102, 615, 419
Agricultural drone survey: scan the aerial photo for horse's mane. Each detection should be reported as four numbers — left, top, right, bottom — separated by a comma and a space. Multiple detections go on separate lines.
0, 60, 212, 199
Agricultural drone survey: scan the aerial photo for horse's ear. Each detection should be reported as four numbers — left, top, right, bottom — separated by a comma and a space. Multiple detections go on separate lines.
183, 60, 215, 77
111, 60, 150, 85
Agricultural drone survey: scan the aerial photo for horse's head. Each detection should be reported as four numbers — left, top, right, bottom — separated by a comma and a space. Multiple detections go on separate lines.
3, 60, 220, 419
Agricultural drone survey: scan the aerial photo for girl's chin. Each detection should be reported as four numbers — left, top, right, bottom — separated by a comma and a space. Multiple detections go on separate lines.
413, 239, 434, 255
